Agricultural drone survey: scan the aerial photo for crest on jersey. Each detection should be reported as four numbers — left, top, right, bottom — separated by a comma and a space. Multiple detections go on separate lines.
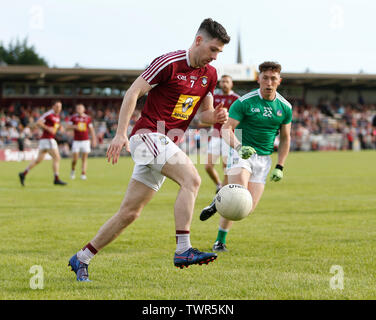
277, 109, 283, 117
200, 76, 208, 87
171, 95, 200, 120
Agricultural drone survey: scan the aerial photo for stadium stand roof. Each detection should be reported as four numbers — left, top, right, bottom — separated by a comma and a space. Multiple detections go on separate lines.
1, 65, 376, 88
281, 72, 376, 88
0, 65, 141, 85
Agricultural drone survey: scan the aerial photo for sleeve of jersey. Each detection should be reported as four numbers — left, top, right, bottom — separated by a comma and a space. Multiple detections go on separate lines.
228, 99, 244, 122
140, 57, 173, 86
282, 106, 293, 124
37, 113, 47, 123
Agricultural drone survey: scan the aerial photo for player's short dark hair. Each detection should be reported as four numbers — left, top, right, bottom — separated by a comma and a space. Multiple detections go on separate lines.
51, 99, 62, 106
259, 61, 282, 74
221, 74, 232, 80
197, 18, 230, 44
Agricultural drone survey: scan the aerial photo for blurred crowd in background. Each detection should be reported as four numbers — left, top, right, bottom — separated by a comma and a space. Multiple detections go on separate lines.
1, 99, 376, 155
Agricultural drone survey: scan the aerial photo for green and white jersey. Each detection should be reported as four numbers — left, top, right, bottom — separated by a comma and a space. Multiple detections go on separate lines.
229, 88, 292, 155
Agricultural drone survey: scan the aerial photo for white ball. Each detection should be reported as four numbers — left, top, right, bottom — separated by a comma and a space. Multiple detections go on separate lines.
215, 184, 253, 221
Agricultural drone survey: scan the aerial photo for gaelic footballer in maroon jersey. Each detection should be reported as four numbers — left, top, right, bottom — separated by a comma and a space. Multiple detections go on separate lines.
18, 100, 67, 186
67, 104, 97, 180
131, 49, 218, 142
68, 113, 92, 141
69, 19, 231, 279
39, 109, 61, 139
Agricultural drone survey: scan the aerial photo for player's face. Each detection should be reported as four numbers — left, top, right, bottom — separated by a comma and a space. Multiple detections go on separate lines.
196, 37, 224, 68
257, 70, 282, 99
53, 102, 62, 114
219, 76, 233, 94
76, 104, 85, 114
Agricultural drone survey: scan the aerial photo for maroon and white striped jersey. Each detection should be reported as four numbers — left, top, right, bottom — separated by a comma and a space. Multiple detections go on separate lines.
131, 50, 218, 142
68, 113, 93, 141
212, 91, 239, 137
39, 110, 61, 139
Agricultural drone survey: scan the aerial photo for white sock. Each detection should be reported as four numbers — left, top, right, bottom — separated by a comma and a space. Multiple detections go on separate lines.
77, 248, 95, 265
175, 232, 192, 254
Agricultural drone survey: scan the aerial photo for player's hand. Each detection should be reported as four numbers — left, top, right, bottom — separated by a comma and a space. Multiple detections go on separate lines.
213, 102, 228, 124
47, 127, 56, 135
236, 145, 256, 159
270, 165, 283, 182
106, 134, 129, 165
92, 138, 97, 149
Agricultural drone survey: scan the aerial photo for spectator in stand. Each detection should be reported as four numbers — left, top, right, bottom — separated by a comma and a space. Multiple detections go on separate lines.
1, 100, 375, 151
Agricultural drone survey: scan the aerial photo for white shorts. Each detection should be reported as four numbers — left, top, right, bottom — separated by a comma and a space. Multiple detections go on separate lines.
129, 133, 181, 191
39, 139, 58, 150
71, 140, 91, 153
227, 149, 272, 184
207, 136, 230, 158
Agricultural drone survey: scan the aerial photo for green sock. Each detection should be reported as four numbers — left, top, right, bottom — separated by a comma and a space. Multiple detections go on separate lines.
216, 227, 229, 244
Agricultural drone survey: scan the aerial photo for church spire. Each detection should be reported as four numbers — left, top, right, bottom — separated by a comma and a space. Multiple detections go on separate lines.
236, 32, 243, 64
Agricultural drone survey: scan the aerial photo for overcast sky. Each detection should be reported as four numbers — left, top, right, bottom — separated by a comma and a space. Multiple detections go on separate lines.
1, 0, 375, 74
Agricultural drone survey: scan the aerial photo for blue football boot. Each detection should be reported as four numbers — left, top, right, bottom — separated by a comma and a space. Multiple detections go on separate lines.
68, 254, 90, 282
174, 248, 217, 269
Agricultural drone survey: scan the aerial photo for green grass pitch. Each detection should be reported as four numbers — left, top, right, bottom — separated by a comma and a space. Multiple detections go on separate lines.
0, 151, 375, 299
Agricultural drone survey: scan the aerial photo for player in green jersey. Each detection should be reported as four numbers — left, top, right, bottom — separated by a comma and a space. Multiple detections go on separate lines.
200, 61, 292, 252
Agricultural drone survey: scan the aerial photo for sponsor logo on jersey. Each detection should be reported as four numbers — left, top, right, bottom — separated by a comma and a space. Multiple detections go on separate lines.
53, 123, 60, 133
277, 109, 283, 116
77, 122, 87, 131
251, 108, 261, 113
190, 76, 198, 80
200, 76, 208, 87
171, 95, 201, 120
177, 74, 187, 81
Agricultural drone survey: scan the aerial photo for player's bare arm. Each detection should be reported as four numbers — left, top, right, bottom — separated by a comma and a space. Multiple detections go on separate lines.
221, 117, 240, 149
90, 126, 97, 148
276, 123, 291, 166
199, 94, 228, 125
106, 76, 152, 164
66, 123, 79, 130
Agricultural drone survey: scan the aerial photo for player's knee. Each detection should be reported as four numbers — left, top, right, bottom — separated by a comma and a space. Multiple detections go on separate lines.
117, 208, 141, 226
184, 171, 201, 193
